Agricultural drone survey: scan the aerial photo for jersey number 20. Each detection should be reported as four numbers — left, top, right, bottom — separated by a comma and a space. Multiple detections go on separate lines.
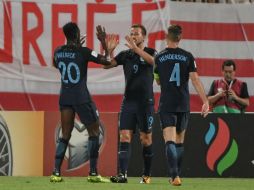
59, 62, 80, 84
169, 63, 180, 86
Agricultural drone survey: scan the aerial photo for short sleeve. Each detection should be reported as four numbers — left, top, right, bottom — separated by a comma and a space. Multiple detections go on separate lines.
82, 47, 100, 64
240, 82, 250, 98
153, 55, 160, 80
189, 53, 197, 73
114, 51, 126, 66
53, 47, 61, 68
145, 47, 157, 57
208, 81, 216, 96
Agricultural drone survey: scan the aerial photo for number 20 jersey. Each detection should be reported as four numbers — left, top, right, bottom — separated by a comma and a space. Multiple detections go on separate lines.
154, 47, 197, 112
54, 45, 100, 105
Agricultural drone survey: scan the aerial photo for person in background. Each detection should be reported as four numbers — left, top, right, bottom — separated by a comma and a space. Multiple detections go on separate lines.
208, 60, 249, 113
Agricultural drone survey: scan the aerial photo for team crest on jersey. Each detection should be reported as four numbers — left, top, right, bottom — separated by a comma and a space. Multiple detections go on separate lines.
194, 60, 197, 68
140, 57, 146, 64
91, 51, 98, 58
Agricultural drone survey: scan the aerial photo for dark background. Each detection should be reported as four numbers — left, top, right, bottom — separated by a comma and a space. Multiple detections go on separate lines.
126, 113, 254, 177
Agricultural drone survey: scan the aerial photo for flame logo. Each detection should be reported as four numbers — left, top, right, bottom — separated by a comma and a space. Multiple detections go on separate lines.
205, 118, 238, 176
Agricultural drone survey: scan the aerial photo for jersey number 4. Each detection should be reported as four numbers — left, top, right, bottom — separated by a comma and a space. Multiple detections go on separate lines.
169, 63, 180, 86
59, 61, 80, 84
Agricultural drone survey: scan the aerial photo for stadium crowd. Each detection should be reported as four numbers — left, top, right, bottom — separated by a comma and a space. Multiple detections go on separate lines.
170, 0, 253, 3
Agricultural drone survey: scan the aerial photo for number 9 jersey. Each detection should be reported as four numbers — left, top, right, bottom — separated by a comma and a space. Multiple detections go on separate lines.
154, 47, 197, 112
53, 45, 100, 105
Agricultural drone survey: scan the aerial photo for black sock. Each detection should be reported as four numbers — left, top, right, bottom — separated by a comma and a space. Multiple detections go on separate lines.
88, 136, 99, 175
119, 142, 130, 177
142, 144, 153, 176
165, 141, 178, 179
176, 143, 184, 175
54, 138, 69, 175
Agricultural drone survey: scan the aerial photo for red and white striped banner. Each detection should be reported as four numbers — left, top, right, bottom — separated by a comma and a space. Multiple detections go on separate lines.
0, 0, 253, 111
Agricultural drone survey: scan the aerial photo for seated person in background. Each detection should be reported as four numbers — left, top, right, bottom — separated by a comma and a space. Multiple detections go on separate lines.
208, 60, 250, 113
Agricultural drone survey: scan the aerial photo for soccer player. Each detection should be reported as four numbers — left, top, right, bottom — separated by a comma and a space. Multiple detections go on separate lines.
50, 22, 113, 183
154, 25, 209, 186
100, 24, 156, 183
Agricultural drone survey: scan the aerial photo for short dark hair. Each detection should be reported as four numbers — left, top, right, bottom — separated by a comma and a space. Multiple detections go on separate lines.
63, 22, 80, 41
222, 60, 236, 71
167, 24, 182, 42
131, 24, 147, 36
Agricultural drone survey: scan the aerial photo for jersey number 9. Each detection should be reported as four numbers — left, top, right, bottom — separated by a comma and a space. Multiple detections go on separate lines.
133, 64, 139, 74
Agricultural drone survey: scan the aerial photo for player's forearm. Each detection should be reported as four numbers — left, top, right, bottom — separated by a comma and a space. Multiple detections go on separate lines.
192, 78, 208, 104
97, 55, 111, 66
133, 47, 154, 65
102, 59, 117, 69
101, 41, 109, 57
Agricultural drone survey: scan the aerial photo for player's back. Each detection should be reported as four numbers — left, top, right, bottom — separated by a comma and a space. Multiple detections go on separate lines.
54, 45, 92, 105
155, 47, 196, 112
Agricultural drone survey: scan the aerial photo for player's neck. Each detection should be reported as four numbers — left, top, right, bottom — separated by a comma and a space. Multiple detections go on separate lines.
66, 40, 78, 46
167, 41, 179, 49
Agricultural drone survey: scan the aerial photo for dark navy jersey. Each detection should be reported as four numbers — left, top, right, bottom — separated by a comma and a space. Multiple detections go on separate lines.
115, 47, 156, 103
154, 47, 197, 112
54, 45, 100, 105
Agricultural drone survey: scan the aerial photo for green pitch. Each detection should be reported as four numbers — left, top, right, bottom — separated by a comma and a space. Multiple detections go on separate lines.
0, 177, 253, 190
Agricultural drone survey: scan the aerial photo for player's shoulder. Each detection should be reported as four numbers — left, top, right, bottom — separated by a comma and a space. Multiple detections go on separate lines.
79, 46, 91, 53
80, 47, 101, 59
177, 47, 193, 57
155, 48, 170, 60
144, 47, 156, 55
117, 49, 131, 57
54, 45, 65, 54
157, 48, 168, 56
122, 49, 132, 54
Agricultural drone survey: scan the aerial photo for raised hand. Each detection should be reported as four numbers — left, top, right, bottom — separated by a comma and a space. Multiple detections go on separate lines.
80, 34, 86, 46
96, 25, 108, 55
124, 35, 138, 50
106, 34, 119, 55
96, 25, 106, 42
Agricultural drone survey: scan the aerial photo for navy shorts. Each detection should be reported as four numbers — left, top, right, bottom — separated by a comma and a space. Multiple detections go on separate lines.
119, 100, 154, 134
159, 112, 190, 133
60, 101, 99, 126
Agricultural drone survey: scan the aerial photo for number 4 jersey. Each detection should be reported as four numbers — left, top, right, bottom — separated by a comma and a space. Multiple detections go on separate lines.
154, 47, 197, 112
53, 45, 100, 105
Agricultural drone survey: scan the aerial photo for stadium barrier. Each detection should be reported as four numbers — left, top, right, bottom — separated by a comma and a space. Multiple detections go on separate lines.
0, 112, 253, 177
128, 113, 254, 177
0, 111, 118, 176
